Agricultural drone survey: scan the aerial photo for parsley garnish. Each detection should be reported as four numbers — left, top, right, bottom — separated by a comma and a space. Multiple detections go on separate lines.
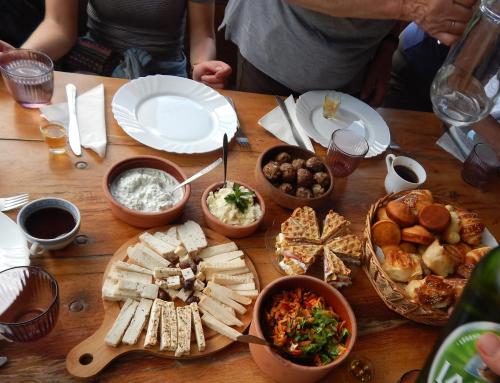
224, 184, 254, 213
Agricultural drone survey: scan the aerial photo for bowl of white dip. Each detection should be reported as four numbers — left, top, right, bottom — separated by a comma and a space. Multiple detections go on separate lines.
103, 155, 190, 228
201, 181, 265, 238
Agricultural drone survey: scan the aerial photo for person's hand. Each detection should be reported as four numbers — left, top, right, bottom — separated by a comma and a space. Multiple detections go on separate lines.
360, 40, 395, 108
406, 0, 477, 45
0, 40, 15, 53
477, 332, 500, 376
192, 60, 232, 89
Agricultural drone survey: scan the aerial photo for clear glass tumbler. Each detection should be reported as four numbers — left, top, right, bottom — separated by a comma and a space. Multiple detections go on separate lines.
40, 122, 67, 154
430, 0, 500, 127
0, 266, 59, 342
326, 129, 369, 178
461, 143, 500, 188
0, 49, 54, 108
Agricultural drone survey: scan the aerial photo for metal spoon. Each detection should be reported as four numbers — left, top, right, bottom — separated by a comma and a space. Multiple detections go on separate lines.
160, 158, 222, 208
237, 334, 271, 346
223, 133, 228, 187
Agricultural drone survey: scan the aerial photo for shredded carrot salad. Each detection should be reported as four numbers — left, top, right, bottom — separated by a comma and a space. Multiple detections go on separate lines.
264, 288, 349, 366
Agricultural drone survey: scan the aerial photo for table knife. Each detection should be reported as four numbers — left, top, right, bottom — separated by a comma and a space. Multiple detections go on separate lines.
66, 84, 82, 156
275, 96, 308, 150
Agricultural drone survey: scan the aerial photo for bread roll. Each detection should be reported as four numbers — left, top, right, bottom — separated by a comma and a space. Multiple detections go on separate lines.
456, 209, 484, 246
422, 239, 455, 277
372, 220, 401, 247
401, 225, 434, 245
443, 206, 461, 244
400, 242, 417, 254
382, 248, 422, 282
376, 207, 390, 221
418, 204, 451, 232
386, 200, 418, 227
416, 275, 454, 309
402, 190, 433, 214
405, 279, 425, 301
465, 247, 491, 265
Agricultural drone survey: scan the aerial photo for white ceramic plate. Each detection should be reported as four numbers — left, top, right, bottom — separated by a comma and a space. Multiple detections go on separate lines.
0, 212, 29, 272
296, 90, 391, 158
112, 75, 237, 154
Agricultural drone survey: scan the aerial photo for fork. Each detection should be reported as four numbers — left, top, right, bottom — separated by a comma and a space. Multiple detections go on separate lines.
0, 194, 29, 212
225, 96, 250, 148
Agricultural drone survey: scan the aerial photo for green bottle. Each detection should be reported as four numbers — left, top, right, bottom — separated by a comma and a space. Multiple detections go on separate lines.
416, 246, 500, 383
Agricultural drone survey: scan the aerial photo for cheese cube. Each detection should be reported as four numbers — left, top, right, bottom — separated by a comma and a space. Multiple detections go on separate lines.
166, 276, 181, 290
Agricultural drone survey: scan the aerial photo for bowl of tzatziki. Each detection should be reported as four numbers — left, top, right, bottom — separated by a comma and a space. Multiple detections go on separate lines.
103, 155, 190, 228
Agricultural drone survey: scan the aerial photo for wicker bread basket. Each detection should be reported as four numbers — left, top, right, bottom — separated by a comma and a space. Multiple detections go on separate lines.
363, 191, 450, 326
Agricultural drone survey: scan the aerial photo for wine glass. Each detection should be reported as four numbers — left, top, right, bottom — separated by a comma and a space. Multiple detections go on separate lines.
430, 1, 500, 128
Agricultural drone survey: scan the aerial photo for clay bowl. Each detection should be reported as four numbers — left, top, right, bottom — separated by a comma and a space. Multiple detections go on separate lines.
103, 155, 190, 228
201, 181, 265, 238
249, 275, 357, 383
255, 144, 333, 210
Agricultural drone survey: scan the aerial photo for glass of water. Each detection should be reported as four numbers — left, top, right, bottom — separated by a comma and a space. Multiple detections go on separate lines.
0, 49, 54, 108
430, 0, 500, 127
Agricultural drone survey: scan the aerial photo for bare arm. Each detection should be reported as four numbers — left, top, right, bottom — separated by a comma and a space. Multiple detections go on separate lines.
188, 1, 231, 88
286, 0, 477, 45
188, 1, 216, 66
21, 0, 79, 61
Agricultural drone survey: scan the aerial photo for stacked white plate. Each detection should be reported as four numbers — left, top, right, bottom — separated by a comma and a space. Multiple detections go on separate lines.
0, 212, 29, 272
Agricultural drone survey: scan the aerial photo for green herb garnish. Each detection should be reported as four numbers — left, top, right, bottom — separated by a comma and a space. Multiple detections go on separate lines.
224, 184, 254, 213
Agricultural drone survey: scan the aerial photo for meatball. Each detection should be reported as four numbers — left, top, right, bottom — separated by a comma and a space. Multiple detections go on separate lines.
312, 184, 326, 197
296, 168, 313, 187
279, 162, 296, 183
278, 183, 295, 195
263, 161, 282, 181
275, 152, 292, 164
313, 171, 331, 188
305, 156, 325, 172
296, 187, 313, 199
292, 158, 306, 170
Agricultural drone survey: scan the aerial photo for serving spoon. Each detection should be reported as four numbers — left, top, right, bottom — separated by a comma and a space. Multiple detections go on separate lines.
223, 133, 228, 187
164, 158, 222, 198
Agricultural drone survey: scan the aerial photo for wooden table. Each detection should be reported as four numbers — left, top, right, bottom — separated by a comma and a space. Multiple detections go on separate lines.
1, 72, 498, 383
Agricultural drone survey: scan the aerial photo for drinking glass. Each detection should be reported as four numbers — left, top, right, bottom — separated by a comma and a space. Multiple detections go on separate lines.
323, 91, 342, 120
0, 266, 59, 342
326, 129, 369, 177
0, 49, 54, 108
461, 143, 500, 188
430, 0, 500, 127
40, 122, 67, 154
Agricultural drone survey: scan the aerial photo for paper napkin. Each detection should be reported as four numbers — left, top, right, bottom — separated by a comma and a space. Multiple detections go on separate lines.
258, 95, 315, 152
40, 84, 107, 158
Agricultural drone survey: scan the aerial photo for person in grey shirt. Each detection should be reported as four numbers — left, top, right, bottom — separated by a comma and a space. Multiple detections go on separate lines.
222, 0, 477, 105
0, 0, 231, 85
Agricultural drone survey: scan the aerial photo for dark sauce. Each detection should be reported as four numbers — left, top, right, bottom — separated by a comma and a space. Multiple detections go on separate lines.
24, 207, 76, 239
394, 165, 419, 183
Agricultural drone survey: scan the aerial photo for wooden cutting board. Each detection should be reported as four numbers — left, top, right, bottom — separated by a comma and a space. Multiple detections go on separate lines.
66, 226, 260, 378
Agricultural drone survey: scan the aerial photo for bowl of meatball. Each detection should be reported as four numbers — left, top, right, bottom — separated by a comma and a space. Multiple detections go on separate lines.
255, 145, 333, 210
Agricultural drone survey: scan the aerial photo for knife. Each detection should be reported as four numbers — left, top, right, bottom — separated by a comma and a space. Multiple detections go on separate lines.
275, 96, 308, 150
66, 84, 82, 156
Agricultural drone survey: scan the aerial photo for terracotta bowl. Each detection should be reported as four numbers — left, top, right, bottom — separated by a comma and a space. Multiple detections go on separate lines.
255, 144, 333, 210
103, 155, 190, 228
249, 275, 357, 383
201, 181, 265, 238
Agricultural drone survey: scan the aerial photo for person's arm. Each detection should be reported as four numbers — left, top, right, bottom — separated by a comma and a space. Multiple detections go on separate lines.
21, 0, 79, 61
286, 0, 476, 45
188, 1, 231, 88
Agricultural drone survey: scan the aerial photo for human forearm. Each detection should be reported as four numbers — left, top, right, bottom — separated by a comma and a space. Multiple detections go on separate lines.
190, 37, 216, 66
22, 19, 76, 61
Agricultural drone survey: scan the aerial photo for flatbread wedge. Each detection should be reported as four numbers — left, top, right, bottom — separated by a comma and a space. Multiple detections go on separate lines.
280, 207, 320, 244
321, 210, 350, 243
323, 246, 352, 288
324, 234, 362, 265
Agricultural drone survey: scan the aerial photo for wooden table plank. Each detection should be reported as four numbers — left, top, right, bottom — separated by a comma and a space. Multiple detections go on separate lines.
0, 72, 498, 383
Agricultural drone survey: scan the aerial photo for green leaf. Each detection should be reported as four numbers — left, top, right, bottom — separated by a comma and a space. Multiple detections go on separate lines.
224, 184, 255, 213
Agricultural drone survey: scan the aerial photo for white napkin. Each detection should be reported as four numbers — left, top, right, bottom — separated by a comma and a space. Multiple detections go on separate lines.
40, 84, 107, 158
436, 125, 490, 163
258, 95, 315, 152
